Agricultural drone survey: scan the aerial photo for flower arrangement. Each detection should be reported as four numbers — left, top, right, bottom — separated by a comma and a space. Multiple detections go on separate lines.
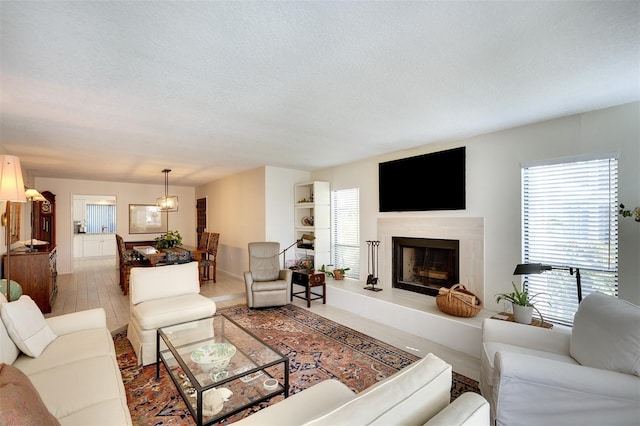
155, 230, 183, 249
619, 204, 640, 222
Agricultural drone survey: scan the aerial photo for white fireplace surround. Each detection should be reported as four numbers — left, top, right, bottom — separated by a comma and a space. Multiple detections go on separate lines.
378, 217, 484, 301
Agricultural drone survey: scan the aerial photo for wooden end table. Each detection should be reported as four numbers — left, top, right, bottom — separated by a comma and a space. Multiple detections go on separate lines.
291, 270, 326, 308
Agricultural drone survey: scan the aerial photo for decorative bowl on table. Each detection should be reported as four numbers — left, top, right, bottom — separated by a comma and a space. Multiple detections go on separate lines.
191, 343, 236, 372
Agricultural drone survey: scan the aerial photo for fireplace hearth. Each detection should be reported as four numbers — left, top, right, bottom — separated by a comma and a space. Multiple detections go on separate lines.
392, 237, 459, 297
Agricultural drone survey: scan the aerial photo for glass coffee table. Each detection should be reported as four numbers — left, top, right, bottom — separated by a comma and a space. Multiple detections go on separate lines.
156, 315, 289, 426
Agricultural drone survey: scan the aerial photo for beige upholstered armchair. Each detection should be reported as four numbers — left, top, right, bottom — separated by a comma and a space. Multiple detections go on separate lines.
128, 262, 217, 365
244, 242, 291, 308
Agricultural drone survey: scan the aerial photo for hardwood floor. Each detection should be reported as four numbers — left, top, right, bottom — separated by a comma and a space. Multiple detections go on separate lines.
48, 257, 246, 333
49, 257, 480, 380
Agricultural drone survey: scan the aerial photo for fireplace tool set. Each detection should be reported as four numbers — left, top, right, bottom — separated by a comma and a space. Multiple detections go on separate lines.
365, 240, 382, 292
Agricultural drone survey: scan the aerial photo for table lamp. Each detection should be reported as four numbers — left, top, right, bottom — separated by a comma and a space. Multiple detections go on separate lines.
0, 155, 27, 302
514, 262, 582, 302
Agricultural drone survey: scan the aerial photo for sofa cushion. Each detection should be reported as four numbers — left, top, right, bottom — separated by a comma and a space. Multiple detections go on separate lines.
570, 292, 640, 376
0, 362, 60, 425
129, 262, 200, 305
0, 293, 20, 365
1, 296, 57, 357
13, 328, 115, 376
248, 242, 280, 281
304, 353, 451, 425
27, 354, 127, 421
130, 293, 216, 330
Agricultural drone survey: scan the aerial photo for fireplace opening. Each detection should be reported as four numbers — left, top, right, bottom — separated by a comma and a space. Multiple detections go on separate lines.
392, 237, 459, 297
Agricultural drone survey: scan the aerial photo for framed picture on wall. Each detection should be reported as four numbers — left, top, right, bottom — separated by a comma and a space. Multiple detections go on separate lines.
129, 204, 167, 234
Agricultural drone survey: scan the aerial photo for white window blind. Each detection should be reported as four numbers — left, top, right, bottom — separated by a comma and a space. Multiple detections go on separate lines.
87, 204, 116, 234
331, 188, 360, 279
522, 156, 618, 326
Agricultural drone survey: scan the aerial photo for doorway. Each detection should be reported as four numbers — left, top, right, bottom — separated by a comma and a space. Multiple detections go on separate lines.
196, 197, 207, 243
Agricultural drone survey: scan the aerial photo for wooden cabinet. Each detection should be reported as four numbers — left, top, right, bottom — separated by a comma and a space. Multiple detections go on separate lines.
77, 234, 116, 258
294, 181, 330, 270
3, 248, 57, 313
34, 190, 56, 247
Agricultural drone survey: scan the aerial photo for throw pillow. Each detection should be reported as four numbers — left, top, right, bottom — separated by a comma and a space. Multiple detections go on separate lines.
0, 363, 60, 425
1, 296, 57, 358
570, 292, 640, 376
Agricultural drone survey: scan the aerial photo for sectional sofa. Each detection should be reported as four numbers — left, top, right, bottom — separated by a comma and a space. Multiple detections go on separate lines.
0, 294, 131, 425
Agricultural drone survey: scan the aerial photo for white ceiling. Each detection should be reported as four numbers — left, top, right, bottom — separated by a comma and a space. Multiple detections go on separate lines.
1, 1, 638, 187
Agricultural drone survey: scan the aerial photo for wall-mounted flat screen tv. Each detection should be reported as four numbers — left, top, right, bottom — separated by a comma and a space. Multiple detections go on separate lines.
379, 147, 465, 212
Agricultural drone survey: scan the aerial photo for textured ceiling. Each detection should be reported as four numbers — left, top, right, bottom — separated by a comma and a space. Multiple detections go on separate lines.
1, 1, 638, 186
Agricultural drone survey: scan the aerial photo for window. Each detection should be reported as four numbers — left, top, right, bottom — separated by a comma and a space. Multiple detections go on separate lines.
87, 204, 116, 234
331, 188, 360, 279
521, 155, 618, 326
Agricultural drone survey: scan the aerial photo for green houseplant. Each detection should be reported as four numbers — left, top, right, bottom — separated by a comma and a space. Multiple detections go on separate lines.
155, 230, 183, 249
496, 282, 548, 324
319, 265, 350, 280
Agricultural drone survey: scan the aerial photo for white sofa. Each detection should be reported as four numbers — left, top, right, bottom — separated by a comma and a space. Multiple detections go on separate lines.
480, 292, 640, 426
0, 294, 131, 425
128, 261, 217, 366
234, 353, 489, 426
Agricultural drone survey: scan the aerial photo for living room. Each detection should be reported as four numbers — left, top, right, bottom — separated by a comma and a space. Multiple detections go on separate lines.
1, 1, 639, 424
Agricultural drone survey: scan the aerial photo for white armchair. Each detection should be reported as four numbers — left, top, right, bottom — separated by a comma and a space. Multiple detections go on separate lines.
244, 242, 291, 308
480, 292, 640, 426
127, 262, 217, 366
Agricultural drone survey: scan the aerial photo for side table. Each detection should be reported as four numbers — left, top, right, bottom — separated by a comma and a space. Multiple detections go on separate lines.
491, 311, 553, 329
291, 270, 326, 308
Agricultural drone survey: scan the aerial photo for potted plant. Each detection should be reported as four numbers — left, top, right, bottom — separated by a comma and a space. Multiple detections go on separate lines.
155, 230, 183, 249
495, 282, 548, 324
332, 267, 350, 280
319, 265, 350, 280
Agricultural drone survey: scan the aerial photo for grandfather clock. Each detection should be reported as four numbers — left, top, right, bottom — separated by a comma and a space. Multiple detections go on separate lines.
34, 191, 56, 247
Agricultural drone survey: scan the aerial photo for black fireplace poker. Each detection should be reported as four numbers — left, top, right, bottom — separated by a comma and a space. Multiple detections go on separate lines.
365, 240, 382, 292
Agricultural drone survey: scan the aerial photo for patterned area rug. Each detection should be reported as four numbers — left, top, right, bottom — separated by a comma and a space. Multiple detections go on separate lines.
115, 304, 480, 425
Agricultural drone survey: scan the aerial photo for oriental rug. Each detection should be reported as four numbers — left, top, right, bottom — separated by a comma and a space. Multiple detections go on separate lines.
115, 304, 480, 425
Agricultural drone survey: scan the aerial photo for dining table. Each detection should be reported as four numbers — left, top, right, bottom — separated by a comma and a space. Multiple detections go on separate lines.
133, 245, 207, 266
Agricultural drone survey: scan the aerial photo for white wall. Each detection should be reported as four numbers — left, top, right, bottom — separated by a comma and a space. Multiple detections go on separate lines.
195, 166, 311, 279
33, 177, 196, 274
312, 102, 640, 310
196, 167, 265, 279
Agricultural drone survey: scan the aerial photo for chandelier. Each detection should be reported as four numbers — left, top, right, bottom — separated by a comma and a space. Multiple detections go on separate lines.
156, 169, 178, 212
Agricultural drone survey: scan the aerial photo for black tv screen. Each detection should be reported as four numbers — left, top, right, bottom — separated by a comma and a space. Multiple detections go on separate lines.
379, 147, 466, 212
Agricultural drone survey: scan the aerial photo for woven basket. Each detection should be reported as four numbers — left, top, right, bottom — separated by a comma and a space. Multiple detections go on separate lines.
436, 283, 482, 317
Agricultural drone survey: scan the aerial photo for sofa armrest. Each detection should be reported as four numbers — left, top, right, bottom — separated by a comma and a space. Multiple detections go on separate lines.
45, 308, 107, 336
482, 318, 571, 355
279, 269, 292, 284
424, 392, 490, 426
494, 350, 640, 426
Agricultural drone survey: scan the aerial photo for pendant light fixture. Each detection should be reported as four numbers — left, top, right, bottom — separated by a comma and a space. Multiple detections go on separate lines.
157, 169, 178, 212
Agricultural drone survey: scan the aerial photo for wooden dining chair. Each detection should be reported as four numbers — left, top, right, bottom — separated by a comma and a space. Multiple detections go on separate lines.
199, 233, 219, 283
207, 233, 219, 283
198, 232, 211, 281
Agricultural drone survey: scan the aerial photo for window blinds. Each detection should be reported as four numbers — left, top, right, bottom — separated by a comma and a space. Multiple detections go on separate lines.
522, 156, 618, 326
331, 188, 360, 279
86, 204, 116, 234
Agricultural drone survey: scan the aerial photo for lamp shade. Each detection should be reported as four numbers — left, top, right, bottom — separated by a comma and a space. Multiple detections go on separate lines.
157, 195, 179, 211
0, 155, 27, 202
25, 188, 45, 201
513, 263, 552, 275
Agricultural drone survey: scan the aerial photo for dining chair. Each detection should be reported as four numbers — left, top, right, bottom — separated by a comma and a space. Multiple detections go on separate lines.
115, 234, 150, 295
208, 233, 219, 282
198, 232, 210, 280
